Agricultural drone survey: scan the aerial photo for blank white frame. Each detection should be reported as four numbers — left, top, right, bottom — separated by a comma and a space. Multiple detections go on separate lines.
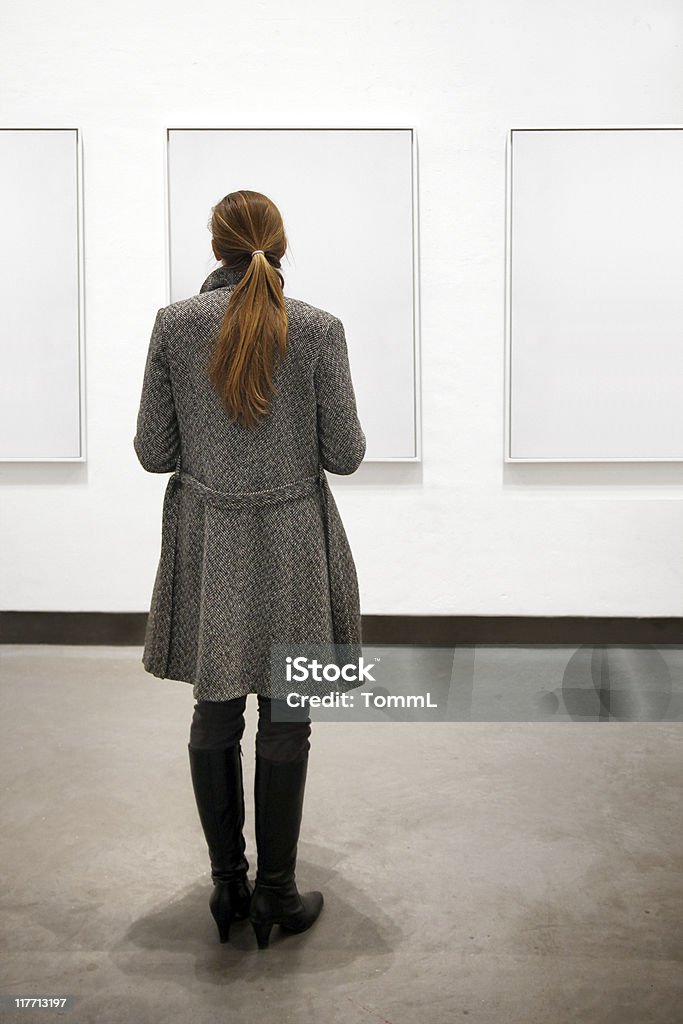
505, 125, 683, 463
164, 126, 421, 462
0, 128, 86, 462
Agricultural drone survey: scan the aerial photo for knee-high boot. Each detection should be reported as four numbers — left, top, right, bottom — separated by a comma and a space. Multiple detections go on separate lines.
187, 742, 253, 943
249, 752, 323, 949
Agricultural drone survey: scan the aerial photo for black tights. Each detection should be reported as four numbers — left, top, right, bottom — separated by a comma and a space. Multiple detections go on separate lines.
189, 695, 311, 763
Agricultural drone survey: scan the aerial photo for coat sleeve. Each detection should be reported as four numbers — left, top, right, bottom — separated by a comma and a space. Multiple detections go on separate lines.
314, 315, 366, 475
133, 307, 180, 473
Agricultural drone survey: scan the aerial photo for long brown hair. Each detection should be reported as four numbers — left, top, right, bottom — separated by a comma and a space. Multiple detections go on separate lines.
208, 190, 288, 429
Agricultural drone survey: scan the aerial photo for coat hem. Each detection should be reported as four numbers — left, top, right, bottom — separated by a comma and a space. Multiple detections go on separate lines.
140, 651, 368, 698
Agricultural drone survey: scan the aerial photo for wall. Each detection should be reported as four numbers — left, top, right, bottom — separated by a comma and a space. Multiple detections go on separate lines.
1, 0, 682, 616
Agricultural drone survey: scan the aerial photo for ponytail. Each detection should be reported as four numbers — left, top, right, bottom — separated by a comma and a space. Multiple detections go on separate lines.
207, 191, 288, 429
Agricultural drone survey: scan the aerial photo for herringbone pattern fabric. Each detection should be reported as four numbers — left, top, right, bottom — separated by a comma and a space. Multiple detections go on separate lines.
133, 264, 366, 700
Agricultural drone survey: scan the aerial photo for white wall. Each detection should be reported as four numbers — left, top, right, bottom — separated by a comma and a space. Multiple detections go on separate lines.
1, 0, 682, 616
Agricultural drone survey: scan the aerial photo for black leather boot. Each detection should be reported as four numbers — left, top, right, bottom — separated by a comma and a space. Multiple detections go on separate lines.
187, 742, 253, 943
249, 752, 323, 949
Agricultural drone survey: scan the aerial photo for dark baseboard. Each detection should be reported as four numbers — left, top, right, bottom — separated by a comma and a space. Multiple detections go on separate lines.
0, 611, 681, 646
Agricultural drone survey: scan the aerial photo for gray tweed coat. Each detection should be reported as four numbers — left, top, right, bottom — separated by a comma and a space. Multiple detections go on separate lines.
133, 263, 366, 701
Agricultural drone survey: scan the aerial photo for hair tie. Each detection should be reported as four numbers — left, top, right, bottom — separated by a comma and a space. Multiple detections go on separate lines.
251, 249, 264, 257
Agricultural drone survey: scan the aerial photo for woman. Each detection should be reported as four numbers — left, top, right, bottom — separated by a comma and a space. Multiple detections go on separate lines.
133, 190, 366, 950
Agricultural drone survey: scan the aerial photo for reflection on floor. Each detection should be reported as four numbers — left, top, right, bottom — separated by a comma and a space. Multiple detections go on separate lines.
0, 644, 681, 1024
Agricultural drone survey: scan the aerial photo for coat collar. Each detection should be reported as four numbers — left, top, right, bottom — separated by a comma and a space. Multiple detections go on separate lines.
199, 264, 248, 294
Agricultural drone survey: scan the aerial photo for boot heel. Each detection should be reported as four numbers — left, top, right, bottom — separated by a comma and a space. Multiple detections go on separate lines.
209, 886, 232, 943
211, 909, 231, 944
251, 919, 274, 949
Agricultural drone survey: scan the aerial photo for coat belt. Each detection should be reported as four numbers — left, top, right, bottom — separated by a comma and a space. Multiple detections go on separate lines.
176, 469, 322, 508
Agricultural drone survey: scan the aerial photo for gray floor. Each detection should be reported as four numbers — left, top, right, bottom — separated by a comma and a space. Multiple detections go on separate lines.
0, 644, 681, 1024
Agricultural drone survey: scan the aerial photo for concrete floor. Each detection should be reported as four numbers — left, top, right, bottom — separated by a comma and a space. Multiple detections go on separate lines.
0, 644, 681, 1024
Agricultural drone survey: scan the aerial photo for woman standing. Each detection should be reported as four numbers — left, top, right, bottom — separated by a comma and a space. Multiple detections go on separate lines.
133, 190, 366, 950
